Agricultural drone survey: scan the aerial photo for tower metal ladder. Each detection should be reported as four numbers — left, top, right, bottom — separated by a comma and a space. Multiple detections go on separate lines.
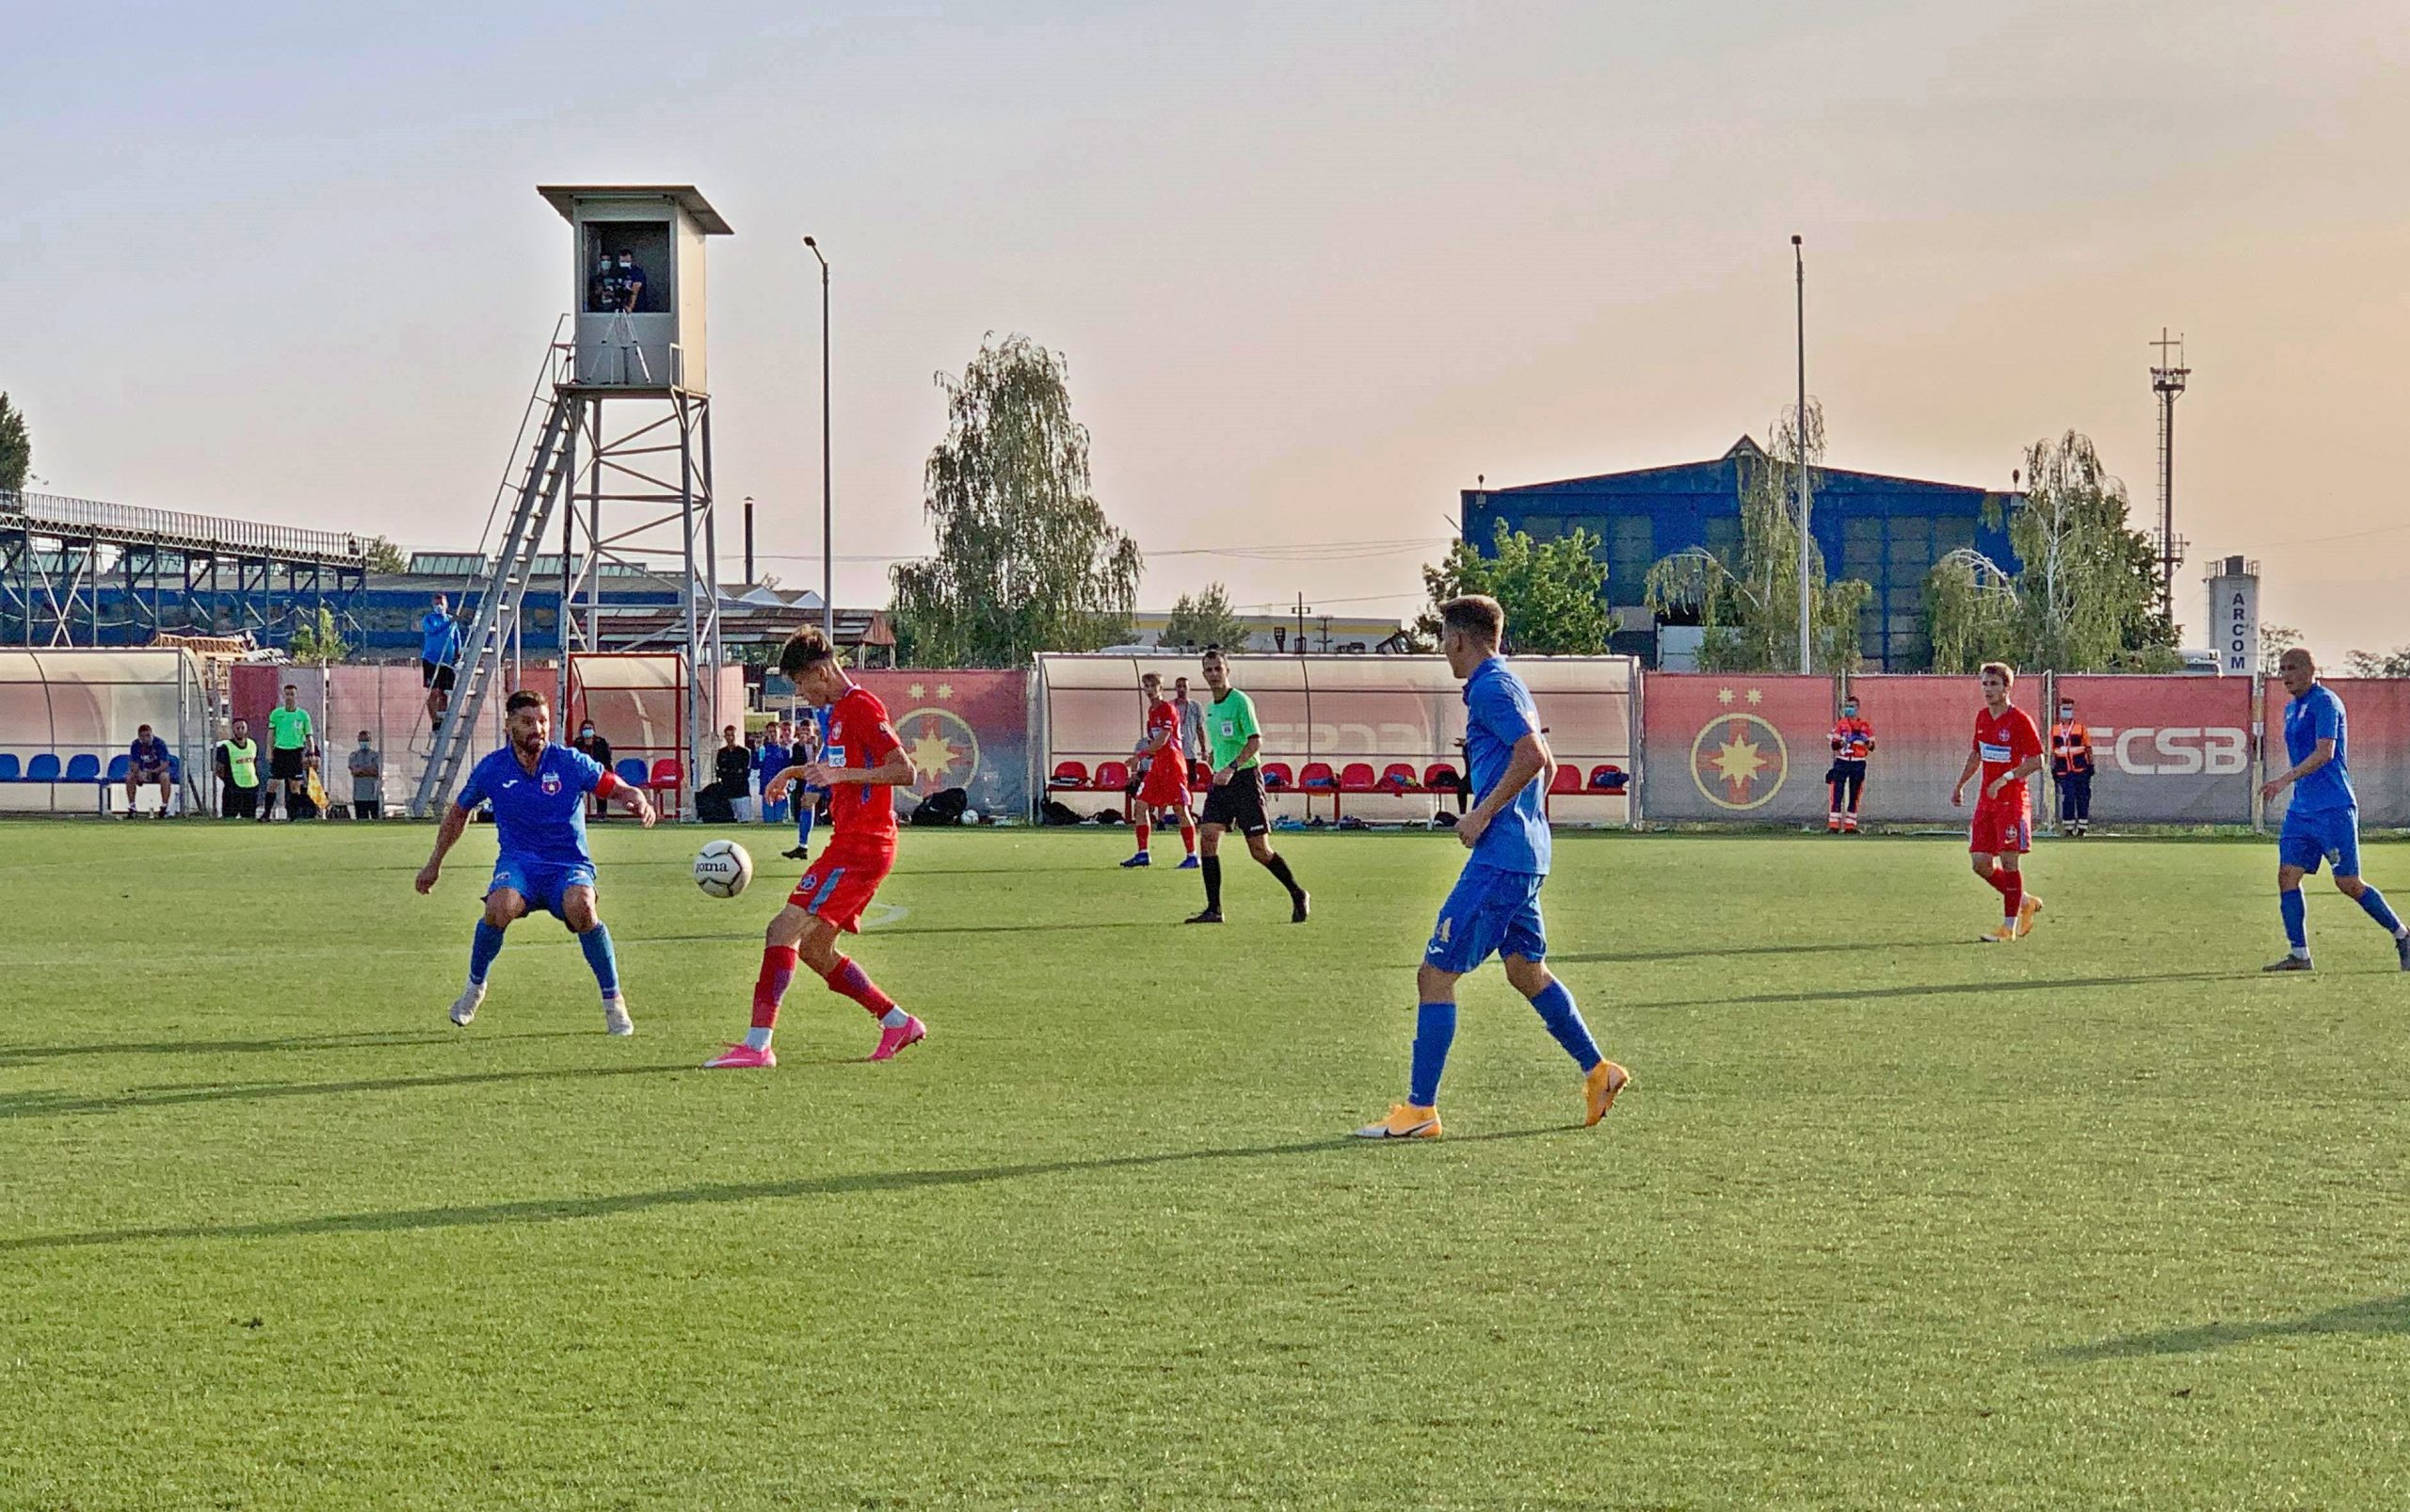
409, 390, 585, 818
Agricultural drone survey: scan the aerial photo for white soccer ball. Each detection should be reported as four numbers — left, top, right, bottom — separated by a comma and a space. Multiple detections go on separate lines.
693, 839, 753, 899
962, 808, 981, 825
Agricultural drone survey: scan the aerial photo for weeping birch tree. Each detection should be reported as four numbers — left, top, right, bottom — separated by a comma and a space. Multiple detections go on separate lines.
1922, 431, 2173, 672
1642, 403, 1869, 672
891, 335, 1143, 667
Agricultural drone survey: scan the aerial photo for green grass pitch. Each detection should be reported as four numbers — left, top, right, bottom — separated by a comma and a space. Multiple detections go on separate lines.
5, 820, 2409, 1508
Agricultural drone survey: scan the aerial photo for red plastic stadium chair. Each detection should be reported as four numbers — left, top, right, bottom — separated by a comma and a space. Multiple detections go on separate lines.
1338, 762, 1377, 793
1588, 764, 1629, 793
1093, 760, 1132, 792
1298, 762, 1337, 790
1548, 764, 1583, 795
1260, 761, 1294, 790
1050, 760, 1089, 790
1422, 763, 1461, 793
1378, 763, 1421, 792
646, 757, 685, 819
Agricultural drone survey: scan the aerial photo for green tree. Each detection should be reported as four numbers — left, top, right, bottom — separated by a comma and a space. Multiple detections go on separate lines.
2343, 646, 2410, 678
286, 606, 349, 666
1158, 582, 1251, 651
1416, 521, 1615, 654
2258, 623, 2305, 676
1642, 404, 1870, 671
1922, 431, 2173, 673
362, 536, 410, 574
891, 334, 1142, 667
0, 394, 30, 495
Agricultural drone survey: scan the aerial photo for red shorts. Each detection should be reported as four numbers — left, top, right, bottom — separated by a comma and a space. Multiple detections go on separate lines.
1968, 801, 2031, 856
1138, 760, 1190, 810
787, 846, 895, 933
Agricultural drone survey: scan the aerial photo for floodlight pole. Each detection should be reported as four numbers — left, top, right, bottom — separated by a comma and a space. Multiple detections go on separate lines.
1793, 234, 1812, 675
805, 236, 833, 642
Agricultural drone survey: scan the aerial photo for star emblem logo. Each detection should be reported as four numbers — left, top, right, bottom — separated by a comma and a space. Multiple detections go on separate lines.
1689, 712, 1790, 811
907, 683, 927, 700
1716, 687, 1735, 705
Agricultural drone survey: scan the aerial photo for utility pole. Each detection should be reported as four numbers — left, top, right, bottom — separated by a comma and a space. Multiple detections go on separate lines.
742, 494, 754, 585
2149, 329, 2191, 631
804, 237, 833, 642
1792, 234, 1812, 675
1295, 592, 1309, 655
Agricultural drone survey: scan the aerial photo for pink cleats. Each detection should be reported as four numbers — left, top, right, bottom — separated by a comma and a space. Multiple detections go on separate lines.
870, 1015, 926, 1062
703, 1043, 777, 1070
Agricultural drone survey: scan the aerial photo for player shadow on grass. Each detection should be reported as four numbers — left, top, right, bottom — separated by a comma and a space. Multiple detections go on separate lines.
0, 1061, 696, 1119
0, 1028, 584, 1069
1550, 939, 1968, 966
0, 1127, 1566, 1251
1648, 969, 2241, 1011
2049, 1294, 2410, 1360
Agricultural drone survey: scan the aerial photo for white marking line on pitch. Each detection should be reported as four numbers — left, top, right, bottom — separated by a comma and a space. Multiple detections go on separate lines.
859, 902, 910, 929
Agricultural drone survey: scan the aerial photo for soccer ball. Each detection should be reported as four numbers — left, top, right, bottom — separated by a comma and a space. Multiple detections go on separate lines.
962, 808, 981, 825
693, 839, 753, 899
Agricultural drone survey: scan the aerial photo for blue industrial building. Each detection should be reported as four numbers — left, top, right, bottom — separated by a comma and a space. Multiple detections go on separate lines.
1460, 438, 2022, 670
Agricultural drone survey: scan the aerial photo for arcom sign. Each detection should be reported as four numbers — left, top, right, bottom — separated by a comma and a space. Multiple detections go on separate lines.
2208, 556, 2260, 678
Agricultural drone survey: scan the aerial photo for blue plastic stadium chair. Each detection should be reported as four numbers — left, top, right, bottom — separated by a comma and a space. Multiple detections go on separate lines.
64, 753, 102, 783
104, 754, 132, 782
0, 754, 19, 782
167, 755, 183, 780
615, 758, 649, 789
25, 753, 62, 782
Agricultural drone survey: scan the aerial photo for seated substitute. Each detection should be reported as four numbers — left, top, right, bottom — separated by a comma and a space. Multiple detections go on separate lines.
125, 724, 174, 818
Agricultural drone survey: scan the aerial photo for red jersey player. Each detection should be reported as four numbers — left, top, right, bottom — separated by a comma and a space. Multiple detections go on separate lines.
1951, 661, 2047, 942
1121, 671, 1199, 870
704, 628, 926, 1068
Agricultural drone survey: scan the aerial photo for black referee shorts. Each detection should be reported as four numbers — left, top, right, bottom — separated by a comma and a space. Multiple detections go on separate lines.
1198, 765, 1270, 836
269, 747, 307, 781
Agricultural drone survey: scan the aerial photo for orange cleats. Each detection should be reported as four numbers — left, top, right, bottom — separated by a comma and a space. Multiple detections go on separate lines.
1355, 1103, 1442, 1140
2016, 893, 2044, 938
1583, 1060, 1631, 1127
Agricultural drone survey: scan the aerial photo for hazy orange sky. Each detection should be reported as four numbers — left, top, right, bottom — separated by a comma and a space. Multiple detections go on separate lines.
6, 1, 2404, 656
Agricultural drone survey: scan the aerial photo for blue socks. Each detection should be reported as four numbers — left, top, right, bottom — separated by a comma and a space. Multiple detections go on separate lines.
469, 920, 506, 986
579, 923, 621, 996
2280, 889, 2308, 952
795, 804, 815, 849
2356, 885, 2405, 936
1529, 979, 1603, 1071
1408, 1002, 1456, 1107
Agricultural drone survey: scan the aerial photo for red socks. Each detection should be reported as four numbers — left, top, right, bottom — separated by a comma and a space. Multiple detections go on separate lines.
1134, 820, 1150, 851
1984, 863, 2023, 916
752, 944, 798, 1030
823, 955, 897, 1019
1181, 821, 1197, 856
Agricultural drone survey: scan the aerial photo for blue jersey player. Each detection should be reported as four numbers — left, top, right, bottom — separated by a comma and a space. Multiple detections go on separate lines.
1356, 594, 1630, 1139
2261, 647, 2410, 973
415, 688, 659, 1030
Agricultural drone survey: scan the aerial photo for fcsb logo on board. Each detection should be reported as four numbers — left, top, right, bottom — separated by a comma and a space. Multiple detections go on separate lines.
1690, 689, 1789, 810
2096, 726, 2249, 776
896, 706, 983, 791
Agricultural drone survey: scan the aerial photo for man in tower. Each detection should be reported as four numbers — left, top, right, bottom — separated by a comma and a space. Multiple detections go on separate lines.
1825, 693, 1874, 832
2050, 695, 2096, 837
612, 249, 645, 313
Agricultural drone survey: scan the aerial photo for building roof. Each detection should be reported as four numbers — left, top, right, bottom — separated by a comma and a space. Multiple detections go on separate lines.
1470, 436, 2000, 502
537, 185, 732, 235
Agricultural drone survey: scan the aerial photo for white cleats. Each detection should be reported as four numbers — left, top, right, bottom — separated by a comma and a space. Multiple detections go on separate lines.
602, 995, 635, 1037
449, 983, 486, 1026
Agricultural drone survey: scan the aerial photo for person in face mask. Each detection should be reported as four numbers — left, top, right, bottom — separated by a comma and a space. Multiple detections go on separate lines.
1826, 695, 1875, 833
588, 253, 618, 314
613, 250, 645, 313
571, 719, 614, 818
2049, 699, 2095, 837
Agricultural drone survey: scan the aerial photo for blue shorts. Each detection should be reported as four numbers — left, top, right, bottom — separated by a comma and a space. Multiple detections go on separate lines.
1424, 862, 1548, 974
2280, 810, 2360, 877
488, 858, 598, 920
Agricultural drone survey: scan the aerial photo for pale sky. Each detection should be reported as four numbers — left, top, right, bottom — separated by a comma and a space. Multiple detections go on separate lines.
6, 1, 2405, 655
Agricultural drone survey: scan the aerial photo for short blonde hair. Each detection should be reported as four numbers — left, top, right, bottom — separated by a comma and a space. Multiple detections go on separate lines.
1978, 661, 2016, 686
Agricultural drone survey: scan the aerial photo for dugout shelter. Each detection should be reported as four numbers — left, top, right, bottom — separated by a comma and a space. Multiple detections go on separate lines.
0, 649, 210, 814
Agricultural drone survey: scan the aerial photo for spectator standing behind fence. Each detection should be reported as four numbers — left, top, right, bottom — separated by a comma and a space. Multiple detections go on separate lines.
703, 724, 752, 824
349, 732, 384, 820
2050, 699, 2095, 837
783, 716, 824, 861
421, 594, 461, 734
218, 719, 261, 820
263, 684, 314, 823
123, 723, 174, 818
571, 720, 613, 818
756, 721, 793, 826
